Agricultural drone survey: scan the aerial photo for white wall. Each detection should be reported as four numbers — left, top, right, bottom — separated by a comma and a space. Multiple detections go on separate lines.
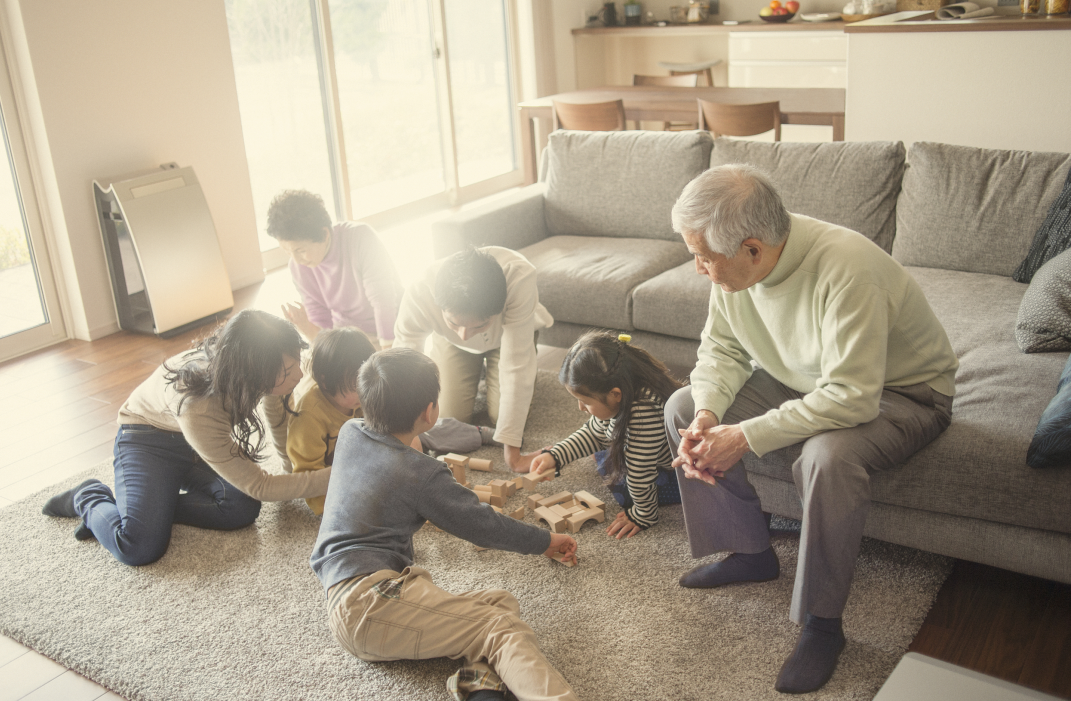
6, 0, 262, 340
846, 30, 1071, 152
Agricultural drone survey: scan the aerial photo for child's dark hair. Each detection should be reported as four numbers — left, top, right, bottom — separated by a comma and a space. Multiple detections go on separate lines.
266, 189, 331, 242
358, 348, 440, 436
311, 327, 376, 397
433, 247, 508, 320
559, 330, 683, 483
166, 309, 308, 462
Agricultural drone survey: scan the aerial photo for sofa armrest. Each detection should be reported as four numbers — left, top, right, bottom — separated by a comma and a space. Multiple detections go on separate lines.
432, 184, 548, 258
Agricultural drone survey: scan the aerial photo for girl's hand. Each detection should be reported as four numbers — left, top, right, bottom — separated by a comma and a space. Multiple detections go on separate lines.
543, 532, 578, 565
606, 511, 642, 539
506, 445, 549, 473
530, 452, 556, 476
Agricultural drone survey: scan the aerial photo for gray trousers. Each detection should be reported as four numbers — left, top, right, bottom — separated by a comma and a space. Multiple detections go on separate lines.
665, 370, 952, 623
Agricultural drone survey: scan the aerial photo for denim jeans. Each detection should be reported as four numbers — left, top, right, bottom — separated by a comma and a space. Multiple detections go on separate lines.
74, 424, 261, 566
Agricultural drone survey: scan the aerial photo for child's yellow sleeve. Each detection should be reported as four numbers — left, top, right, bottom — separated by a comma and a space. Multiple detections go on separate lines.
287, 412, 329, 516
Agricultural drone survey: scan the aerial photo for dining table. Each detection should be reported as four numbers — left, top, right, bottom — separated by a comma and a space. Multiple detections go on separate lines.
517, 85, 846, 185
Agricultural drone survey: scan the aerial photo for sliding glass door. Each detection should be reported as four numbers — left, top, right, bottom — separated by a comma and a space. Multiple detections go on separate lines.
0, 36, 64, 362
226, 0, 520, 255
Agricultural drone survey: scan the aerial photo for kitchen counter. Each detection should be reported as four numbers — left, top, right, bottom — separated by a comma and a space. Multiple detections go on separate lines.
844, 10, 1071, 31
572, 21, 845, 36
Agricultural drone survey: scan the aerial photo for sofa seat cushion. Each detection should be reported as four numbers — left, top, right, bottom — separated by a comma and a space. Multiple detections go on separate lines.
893, 143, 1071, 277
520, 236, 692, 331
709, 140, 905, 253
543, 130, 713, 243
741, 266, 1071, 534
632, 260, 711, 340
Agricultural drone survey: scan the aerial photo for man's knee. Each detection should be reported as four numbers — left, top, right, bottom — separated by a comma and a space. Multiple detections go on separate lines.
664, 387, 694, 449
793, 432, 870, 500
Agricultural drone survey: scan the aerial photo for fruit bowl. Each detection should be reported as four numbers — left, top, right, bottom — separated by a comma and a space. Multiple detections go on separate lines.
759, 11, 796, 20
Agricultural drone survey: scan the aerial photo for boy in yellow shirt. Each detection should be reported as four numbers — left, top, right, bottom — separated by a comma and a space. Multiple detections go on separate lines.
289, 327, 494, 514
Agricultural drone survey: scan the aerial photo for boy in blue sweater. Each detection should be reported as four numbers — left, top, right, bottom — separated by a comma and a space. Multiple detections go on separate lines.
311, 348, 579, 701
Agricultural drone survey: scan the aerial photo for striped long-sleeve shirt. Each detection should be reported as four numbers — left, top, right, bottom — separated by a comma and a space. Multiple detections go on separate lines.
548, 389, 673, 529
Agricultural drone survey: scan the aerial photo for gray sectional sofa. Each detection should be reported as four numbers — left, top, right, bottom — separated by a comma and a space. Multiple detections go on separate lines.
433, 130, 1071, 585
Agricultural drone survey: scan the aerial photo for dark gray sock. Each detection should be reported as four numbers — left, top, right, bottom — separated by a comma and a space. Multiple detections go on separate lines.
42, 479, 100, 519
774, 614, 845, 694
74, 523, 96, 541
467, 690, 507, 701
678, 547, 779, 588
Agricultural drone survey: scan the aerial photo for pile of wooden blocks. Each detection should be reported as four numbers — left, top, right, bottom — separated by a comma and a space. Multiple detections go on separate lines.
530, 490, 605, 535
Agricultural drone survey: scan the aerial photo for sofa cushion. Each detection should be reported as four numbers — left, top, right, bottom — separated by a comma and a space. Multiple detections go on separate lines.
1017, 248, 1071, 353
1014, 165, 1071, 283
1027, 354, 1071, 469
893, 143, 1071, 277
543, 130, 713, 243
742, 266, 1071, 534
520, 235, 692, 331
632, 260, 711, 340
708, 140, 905, 253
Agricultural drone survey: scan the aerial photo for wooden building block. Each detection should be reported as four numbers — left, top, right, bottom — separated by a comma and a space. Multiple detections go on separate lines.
511, 477, 525, 491
467, 457, 492, 471
488, 479, 509, 498
521, 471, 554, 490
574, 490, 605, 512
550, 551, 576, 567
538, 491, 573, 508
527, 494, 544, 510
488, 494, 505, 508
567, 507, 606, 534
449, 464, 467, 486
490, 505, 503, 513
534, 506, 568, 533
549, 503, 572, 518
472, 484, 491, 493
442, 453, 469, 467
509, 505, 525, 520
474, 490, 491, 505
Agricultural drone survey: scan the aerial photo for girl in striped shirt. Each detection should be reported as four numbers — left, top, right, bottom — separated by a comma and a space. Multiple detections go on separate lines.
529, 330, 684, 539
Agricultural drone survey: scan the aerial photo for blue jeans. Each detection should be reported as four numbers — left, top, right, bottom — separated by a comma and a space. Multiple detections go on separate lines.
74, 424, 261, 566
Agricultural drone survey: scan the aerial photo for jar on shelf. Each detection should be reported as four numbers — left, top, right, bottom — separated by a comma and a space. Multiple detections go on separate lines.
1044, 0, 1068, 13
1020, 0, 1040, 14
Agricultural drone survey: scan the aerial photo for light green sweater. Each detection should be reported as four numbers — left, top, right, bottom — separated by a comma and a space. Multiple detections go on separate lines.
692, 214, 958, 457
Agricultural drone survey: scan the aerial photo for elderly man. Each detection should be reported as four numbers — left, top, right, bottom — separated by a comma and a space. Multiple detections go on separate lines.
665, 165, 958, 693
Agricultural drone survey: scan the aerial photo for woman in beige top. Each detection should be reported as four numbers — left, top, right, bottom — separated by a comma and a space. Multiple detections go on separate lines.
42, 310, 328, 566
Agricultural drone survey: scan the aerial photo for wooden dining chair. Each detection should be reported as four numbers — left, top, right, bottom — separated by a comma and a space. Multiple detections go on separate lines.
658, 59, 723, 87
697, 99, 781, 141
552, 99, 626, 131
633, 74, 700, 130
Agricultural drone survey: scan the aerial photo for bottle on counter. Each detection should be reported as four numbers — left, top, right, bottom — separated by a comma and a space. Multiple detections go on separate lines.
624, 0, 643, 24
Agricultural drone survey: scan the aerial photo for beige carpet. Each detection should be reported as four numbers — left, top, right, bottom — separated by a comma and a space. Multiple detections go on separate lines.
0, 371, 951, 700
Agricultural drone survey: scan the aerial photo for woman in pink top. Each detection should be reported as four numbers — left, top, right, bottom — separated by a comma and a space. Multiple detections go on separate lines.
267, 190, 403, 347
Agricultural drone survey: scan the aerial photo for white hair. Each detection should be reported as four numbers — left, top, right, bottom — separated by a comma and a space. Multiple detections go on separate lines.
671, 164, 791, 257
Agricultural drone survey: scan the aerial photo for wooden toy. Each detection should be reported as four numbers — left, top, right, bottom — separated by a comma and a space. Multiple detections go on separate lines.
526, 494, 543, 510
509, 505, 525, 520
538, 491, 573, 508
467, 457, 492, 472
511, 477, 525, 491
567, 507, 606, 534
521, 470, 554, 490
448, 463, 468, 488
533, 506, 567, 533
442, 453, 469, 467
488, 479, 509, 498
574, 490, 605, 511
550, 551, 576, 567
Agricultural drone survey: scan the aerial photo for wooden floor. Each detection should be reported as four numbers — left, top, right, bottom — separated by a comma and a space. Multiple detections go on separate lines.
0, 268, 1069, 700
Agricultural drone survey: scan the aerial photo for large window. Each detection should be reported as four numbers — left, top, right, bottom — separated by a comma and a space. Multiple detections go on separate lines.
225, 0, 520, 258
0, 26, 65, 362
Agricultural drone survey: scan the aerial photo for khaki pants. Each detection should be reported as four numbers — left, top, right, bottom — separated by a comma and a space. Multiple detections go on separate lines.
431, 334, 503, 426
328, 567, 578, 701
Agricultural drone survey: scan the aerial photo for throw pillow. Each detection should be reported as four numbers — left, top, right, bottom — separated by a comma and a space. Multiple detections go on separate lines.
1014, 165, 1071, 283
1016, 248, 1071, 353
1027, 353, 1071, 468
